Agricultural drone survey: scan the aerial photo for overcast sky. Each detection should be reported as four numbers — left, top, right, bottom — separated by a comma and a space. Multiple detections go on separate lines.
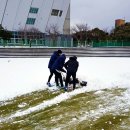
71, 0, 130, 30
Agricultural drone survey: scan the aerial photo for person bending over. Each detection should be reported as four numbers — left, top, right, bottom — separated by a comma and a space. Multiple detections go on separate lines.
51, 54, 66, 88
64, 56, 79, 91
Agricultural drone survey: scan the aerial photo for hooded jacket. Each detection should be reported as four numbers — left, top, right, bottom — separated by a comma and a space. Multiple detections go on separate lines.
48, 51, 59, 69
64, 56, 79, 73
51, 54, 66, 72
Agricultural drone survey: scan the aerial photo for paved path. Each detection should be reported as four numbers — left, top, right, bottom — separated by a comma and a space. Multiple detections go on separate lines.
0, 47, 130, 58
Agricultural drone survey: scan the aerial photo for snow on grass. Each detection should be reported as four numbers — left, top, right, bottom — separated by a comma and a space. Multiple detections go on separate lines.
0, 88, 130, 129
1, 87, 130, 124
0, 57, 130, 126
53, 88, 130, 129
5, 87, 89, 119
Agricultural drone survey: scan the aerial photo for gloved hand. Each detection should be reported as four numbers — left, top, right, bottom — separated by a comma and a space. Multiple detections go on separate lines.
56, 69, 61, 73
61, 69, 66, 73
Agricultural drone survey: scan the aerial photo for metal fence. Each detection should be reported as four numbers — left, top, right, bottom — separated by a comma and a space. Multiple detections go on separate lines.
73, 40, 130, 47
1, 38, 130, 48
0, 36, 73, 47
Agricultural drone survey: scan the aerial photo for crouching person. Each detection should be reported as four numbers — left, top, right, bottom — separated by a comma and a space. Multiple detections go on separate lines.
64, 56, 79, 91
51, 54, 66, 88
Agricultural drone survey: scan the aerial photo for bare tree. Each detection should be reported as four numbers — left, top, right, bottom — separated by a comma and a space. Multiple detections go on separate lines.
46, 24, 60, 35
18, 27, 41, 33
45, 24, 60, 46
28, 27, 41, 33
16, 27, 43, 47
71, 23, 89, 46
18, 27, 42, 39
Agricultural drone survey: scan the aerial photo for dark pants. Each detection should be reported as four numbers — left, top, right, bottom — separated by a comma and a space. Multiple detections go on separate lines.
53, 70, 63, 87
47, 69, 53, 83
65, 71, 76, 89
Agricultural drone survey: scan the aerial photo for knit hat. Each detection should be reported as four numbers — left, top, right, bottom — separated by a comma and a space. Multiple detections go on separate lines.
57, 50, 62, 54
73, 56, 77, 60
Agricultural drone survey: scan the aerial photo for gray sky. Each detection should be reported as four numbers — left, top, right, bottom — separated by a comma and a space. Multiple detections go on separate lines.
71, 0, 130, 30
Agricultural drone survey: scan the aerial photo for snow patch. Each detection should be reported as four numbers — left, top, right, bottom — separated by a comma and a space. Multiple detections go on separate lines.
18, 103, 28, 108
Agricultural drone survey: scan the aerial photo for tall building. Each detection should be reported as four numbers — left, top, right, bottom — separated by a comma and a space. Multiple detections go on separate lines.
115, 19, 125, 28
0, 0, 70, 34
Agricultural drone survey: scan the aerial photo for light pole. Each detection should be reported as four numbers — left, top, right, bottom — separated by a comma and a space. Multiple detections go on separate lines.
1, 0, 9, 26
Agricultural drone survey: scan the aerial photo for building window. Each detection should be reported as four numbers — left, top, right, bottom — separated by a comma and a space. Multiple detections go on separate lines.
59, 10, 63, 17
29, 7, 39, 14
26, 18, 36, 25
51, 9, 63, 17
51, 9, 59, 16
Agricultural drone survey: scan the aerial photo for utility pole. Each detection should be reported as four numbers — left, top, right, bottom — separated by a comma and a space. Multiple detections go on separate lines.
1, 0, 9, 26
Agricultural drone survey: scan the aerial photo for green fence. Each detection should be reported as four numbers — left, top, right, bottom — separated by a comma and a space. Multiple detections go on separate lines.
1, 38, 130, 48
73, 40, 130, 47
0, 37, 72, 47
92, 40, 130, 47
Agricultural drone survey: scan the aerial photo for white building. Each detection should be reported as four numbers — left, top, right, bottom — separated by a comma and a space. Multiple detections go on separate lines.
0, 0, 70, 34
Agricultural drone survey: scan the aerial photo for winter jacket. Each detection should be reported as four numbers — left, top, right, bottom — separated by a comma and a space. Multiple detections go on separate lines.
64, 56, 79, 73
52, 54, 66, 72
48, 51, 59, 69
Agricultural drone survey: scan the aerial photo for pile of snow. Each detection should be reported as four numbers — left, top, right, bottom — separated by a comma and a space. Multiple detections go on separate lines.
0, 57, 130, 101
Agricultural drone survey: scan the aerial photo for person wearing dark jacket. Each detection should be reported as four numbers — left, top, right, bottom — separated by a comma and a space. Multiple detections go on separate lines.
51, 54, 66, 87
47, 50, 62, 87
64, 56, 79, 90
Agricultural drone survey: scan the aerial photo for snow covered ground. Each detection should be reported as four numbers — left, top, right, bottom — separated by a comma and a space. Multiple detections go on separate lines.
0, 57, 130, 101
0, 57, 130, 129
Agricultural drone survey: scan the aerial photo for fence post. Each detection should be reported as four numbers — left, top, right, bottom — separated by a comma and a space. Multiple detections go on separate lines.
2, 39, 5, 47
71, 38, 73, 47
35, 39, 37, 46
29, 39, 31, 47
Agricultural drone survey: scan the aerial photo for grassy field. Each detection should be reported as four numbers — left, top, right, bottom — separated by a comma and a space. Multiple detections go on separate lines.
0, 87, 130, 130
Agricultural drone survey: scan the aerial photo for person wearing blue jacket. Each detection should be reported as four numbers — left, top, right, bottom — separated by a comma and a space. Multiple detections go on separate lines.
47, 50, 62, 87
51, 54, 66, 87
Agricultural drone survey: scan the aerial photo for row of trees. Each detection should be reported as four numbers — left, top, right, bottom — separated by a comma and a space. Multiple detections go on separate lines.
0, 22, 130, 45
0, 24, 60, 40
71, 23, 130, 45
